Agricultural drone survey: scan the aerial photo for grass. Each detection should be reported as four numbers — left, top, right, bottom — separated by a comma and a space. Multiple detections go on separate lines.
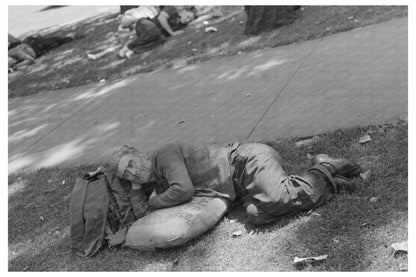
8, 5, 407, 98
8, 120, 408, 271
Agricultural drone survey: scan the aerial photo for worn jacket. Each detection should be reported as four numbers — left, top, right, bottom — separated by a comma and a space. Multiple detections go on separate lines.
149, 142, 237, 209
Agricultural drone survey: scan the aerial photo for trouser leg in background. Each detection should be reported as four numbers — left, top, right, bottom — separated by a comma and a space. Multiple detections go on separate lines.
29, 36, 74, 57
232, 143, 335, 226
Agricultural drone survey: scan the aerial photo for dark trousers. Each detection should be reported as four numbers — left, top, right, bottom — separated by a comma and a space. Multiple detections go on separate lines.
26, 35, 74, 57
232, 143, 334, 225
244, 6, 300, 35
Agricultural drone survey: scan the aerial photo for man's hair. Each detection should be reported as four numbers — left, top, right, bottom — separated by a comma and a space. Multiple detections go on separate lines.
111, 145, 146, 165
111, 145, 150, 179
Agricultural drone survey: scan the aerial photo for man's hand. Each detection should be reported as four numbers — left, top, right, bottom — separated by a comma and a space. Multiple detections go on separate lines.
149, 189, 158, 203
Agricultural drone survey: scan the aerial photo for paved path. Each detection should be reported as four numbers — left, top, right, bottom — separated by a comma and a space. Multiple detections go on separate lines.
8, 5, 119, 37
8, 18, 407, 173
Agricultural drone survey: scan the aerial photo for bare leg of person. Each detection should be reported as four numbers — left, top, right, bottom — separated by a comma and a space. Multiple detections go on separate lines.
87, 45, 121, 60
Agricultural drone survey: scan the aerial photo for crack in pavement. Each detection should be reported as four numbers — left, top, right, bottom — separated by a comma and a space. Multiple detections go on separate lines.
244, 37, 324, 142
9, 96, 97, 163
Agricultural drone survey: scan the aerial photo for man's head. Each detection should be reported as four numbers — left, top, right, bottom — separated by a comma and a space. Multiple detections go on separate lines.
119, 15, 136, 30
112, 145, 153, 185
178, 9, 196, 24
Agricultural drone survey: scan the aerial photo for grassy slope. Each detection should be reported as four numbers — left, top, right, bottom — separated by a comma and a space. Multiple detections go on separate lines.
8, 121, 408, 271
8, 5, 407, 98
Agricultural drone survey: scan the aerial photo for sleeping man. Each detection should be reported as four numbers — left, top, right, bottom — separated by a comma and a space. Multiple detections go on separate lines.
114, 141, 362, 225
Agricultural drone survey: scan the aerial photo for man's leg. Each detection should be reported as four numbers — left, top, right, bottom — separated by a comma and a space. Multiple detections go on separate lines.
234, 144, 361, 226
243, 165, 336, 225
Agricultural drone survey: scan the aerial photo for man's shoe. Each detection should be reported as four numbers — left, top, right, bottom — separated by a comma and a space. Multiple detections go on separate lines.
313, 154, 362, 178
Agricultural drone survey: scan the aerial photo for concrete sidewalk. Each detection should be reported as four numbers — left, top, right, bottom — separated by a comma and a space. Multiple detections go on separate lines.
8, 18, 407, 173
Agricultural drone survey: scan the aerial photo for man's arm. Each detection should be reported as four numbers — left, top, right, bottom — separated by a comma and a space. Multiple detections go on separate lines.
157, 11, 183, 36
149, 146, 194, 209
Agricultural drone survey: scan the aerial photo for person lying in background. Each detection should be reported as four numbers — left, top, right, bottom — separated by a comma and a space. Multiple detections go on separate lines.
8, 32, 82, 72
88, 6, 221, 60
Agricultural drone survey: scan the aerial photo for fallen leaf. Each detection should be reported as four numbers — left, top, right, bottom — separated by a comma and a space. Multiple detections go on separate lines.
399, 263, 407, 271
40, 216, 44, 221
177, 120, 185, 125
360, 170, 371, 180
232, 230, 243, 237
359, 134, 372, 144
392, 241, 408, 253
369, 197, 378, 203
63, 193, 71, 202
205, 26, 218, 33
293, 255, 328, 265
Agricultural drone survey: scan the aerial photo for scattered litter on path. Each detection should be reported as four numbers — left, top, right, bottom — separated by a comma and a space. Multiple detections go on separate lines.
192, 49, 198, 52
229, 219, 236, 223
293, 255, 328, 265
232, 230, 243, 237
359, 134, 372, 144
203, 21, 209, 25
392, 241, 408, 254
360, 170, 372, 180
249, 230, 255, 236
205, 26, 218, 33
177, 120, 186, 125
348, 16, 355, 20
246, 93, 251, 97
62, 180, 66, 185
99, 79, 106, 83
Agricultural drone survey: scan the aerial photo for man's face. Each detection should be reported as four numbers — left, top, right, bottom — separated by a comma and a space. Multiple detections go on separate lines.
118, 155, 152, 185
179, 10, 195, 24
